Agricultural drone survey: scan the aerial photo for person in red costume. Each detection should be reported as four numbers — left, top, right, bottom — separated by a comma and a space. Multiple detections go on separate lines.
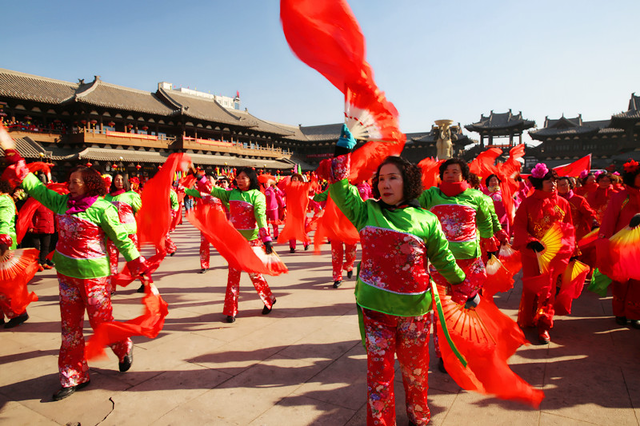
3, 147, 149, 401
586, 172, 617, 224
599, 160, 640, 328
575, 172, 596, 197
557, 177, 599, 268
29, 199, 56, 271
513, 164, 574, 344
482, 174, 510, 236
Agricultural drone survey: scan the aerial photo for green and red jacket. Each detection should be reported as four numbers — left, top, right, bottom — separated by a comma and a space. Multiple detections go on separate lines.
418, 187, 497, 260
104, 190, 141, 235
329, 155, 465, 317
0, 193, 17, 249
21, 173, 141, 279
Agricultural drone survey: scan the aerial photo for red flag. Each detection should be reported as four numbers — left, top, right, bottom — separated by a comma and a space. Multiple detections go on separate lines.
553, 154, 591, 178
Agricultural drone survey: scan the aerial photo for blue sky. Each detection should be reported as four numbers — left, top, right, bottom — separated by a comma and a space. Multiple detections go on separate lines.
3, 0, 639, 142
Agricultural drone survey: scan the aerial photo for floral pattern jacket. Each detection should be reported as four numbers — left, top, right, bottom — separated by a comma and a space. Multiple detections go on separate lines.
21, 173, 141, 279
418, 187, 497, 259
329, 155, 465, 317
105, 190, 141, 235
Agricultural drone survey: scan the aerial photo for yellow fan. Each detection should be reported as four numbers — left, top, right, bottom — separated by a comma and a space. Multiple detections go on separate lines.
609, 225, 640, 281
537, 222, 564, 275
561, 259, 590, 286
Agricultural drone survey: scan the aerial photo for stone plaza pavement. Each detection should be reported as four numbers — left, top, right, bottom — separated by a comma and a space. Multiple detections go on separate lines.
2, 221, 640, 426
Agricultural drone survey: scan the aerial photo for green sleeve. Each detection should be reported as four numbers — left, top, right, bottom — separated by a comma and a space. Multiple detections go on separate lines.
0, 196, 16, 247
417, 188, 434, 210
329, 179, 368, 230
252, 190, 268, 229
313, 189, 329, 202
99, 202, 141, 262
210, 187, 232, 203
131, 192, 142, 213
20, 173, 68, 213
424, 216, 465, 285
474, 191, 497, 238
169, 190, 179, 211
185, 188, 202, 199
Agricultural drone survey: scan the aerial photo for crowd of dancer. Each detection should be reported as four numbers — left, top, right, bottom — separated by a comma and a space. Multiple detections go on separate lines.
1, 126, 639, 425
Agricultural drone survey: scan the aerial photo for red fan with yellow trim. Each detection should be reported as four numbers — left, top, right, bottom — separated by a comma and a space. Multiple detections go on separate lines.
536, 222, 574, 275
578, 228, 599, 250
483, 256, 515, 300
0, 248, 39, 313
608, 225, 640, 281
434, 282, 544, 407
554, 259, 589, 315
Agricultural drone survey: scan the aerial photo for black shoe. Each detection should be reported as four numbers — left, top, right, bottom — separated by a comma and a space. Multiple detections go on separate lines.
347, 270, 353, 279
4, 313, 28, 329
137, 284, 145, 293
262, 299, 276, 315
289, 247, 295, 253
119, 347, 133, 372
616, 316, 628, 326
631, 320, 640, 329
438, 357, 447, 374
0, 317, 4, 326
199, 268, 207, 274
226, 315, 236, 323
169, 250, 176, 257
333, 280, 342, 289
52, 380, 90, 401
304, 244, 309, 251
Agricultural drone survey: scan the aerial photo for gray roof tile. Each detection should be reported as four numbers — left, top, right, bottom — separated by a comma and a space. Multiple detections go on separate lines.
0, 68, 79, 104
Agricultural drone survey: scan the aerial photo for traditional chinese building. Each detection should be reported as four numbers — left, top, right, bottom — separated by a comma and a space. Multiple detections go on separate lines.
465, 110, 535, 149
528, 94, 640, 168
0, 68, 309, 179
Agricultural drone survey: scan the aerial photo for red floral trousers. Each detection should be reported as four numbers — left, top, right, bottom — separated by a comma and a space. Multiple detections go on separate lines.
362, 308, 432, 426
331, 240, 357, 281
223, 239, 275, 317
200, 232, 210, 270
57, 273, 132, 387
107, 233, 139, 275
0, 294, 23, 319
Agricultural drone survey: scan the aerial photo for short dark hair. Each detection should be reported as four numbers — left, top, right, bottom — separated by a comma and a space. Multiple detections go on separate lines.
467, 172, 481, 189
581, 172, 595, 185
234, 167, 260, 191
68, 165, 107, 197
485, 174, 501, 188
596, 172, 611, 183
623, 168, 640, 187
0, 179, 12, 194
528, 170, 555, 190
557, 176, 574, 189
439, 158, 470, 181
109, 173, 130, 193
372, 156, 423, 201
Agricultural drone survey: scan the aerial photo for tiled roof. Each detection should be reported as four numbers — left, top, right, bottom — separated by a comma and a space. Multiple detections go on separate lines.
157, 88, 241, 126
299, 123, 343, 142
611, 93, 640, 121
0, 68, 79, 104
74, 78, 175, 116
529, 115, 611, 139
466, 109, 535, 132
188, 153, 292, 169
229, 109, 295, 136
0, 136, 73, 160
78, 147, 167, 163
271, 122, 310, 142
